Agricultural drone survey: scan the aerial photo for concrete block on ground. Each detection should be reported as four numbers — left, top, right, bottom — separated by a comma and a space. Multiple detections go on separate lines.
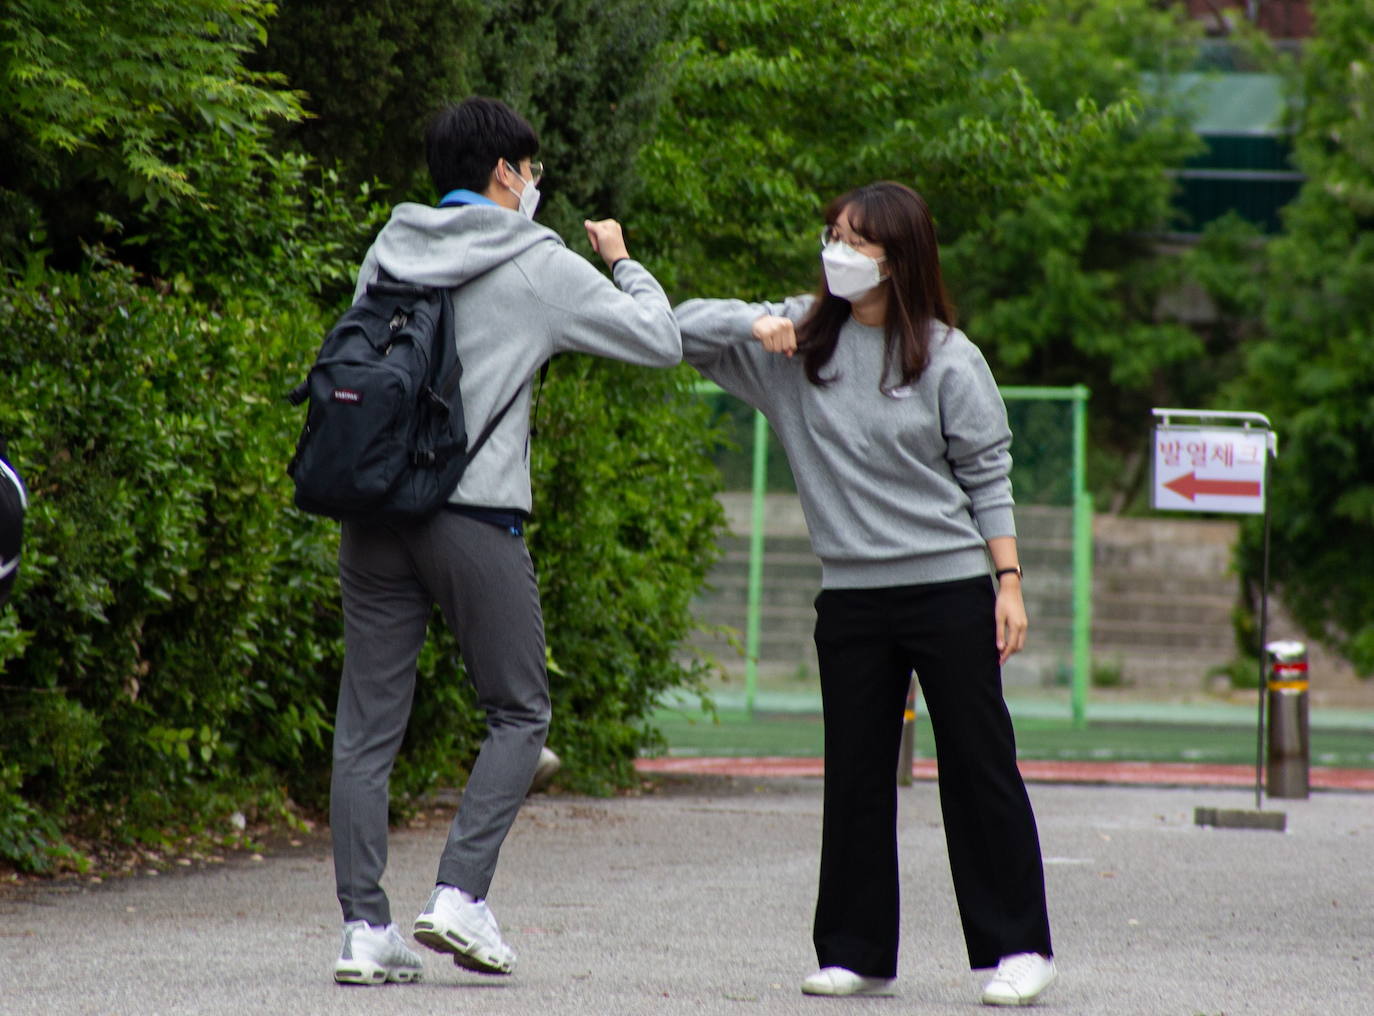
1194, 806, 1287, 831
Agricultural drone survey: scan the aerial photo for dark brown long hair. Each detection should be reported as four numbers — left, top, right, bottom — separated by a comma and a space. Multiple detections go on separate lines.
796, 182, 956, 390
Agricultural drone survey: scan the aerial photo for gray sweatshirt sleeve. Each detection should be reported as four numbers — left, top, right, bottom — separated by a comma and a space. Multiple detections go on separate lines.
674, 295, 812, 407
939, 339, 1017, 541
536, 251, 681, 367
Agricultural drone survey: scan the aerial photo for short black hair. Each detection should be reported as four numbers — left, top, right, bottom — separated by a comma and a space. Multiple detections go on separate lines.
425, 97, 540, 195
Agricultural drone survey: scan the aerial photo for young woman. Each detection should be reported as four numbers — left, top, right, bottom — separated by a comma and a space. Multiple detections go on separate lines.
675, 182, 1055, 1007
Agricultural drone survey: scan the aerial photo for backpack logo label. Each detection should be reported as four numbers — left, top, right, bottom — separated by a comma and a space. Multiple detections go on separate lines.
332, 388, 363, 404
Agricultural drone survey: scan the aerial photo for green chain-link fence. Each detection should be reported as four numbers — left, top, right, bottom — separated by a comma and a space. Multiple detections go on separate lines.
693, 384, 1092, 726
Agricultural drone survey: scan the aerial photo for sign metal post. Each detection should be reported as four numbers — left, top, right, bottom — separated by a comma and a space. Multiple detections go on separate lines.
1152, 409, 1277, 811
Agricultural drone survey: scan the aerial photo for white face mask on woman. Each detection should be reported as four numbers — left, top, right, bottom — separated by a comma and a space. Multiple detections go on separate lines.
504, 161, 541, 220
821, 241, 886, 302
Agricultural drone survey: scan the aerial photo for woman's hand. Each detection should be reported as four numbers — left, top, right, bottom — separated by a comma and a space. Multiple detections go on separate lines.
987, 537, 1026, 664
751, 315, 797, 357
994, 578, 1028, 665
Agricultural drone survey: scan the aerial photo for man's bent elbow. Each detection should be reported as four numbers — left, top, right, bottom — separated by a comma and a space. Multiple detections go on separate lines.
649, 342, 683, 368
644, 318, 683, 367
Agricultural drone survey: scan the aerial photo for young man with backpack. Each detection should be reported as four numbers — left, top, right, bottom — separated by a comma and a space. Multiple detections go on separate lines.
327, 96, 681, 986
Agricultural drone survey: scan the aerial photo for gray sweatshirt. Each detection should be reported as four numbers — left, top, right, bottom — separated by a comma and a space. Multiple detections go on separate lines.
675, 295, 1015, 589
353, 202, 681, 513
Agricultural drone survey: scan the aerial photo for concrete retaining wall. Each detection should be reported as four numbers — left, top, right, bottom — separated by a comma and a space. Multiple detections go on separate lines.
688, 493, 1368, 704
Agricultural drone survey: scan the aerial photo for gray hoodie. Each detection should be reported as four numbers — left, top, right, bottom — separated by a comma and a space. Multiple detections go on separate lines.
353, 202, 681, 514
676, 295, 1014, 589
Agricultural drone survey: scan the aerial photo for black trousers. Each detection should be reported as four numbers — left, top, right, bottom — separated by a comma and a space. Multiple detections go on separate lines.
812, 577, 1053, 976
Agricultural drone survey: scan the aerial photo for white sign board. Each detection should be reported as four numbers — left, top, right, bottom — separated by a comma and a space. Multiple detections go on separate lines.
1152, 426, 1268, 515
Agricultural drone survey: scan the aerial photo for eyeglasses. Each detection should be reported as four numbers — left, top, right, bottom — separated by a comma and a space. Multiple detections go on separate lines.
820, 226, 874, 249
508, 158, 544, 184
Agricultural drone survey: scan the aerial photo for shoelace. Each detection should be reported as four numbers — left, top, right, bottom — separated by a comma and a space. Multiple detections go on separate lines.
474, 901, 500, 932
995, 953, 1044, 981
379, 927, 420, 963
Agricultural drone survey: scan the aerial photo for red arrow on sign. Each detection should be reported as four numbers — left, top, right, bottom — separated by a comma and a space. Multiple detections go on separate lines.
1164, 472, 1261, 501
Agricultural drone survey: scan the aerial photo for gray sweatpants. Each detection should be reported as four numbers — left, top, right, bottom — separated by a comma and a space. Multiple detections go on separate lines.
330, 511, 550, 926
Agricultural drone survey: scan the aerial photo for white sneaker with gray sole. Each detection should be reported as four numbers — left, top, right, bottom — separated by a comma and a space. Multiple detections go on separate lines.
981, 952, 1056, 1006
413, 886, 517, 974
800, 966, 896, 996
333, 921, 423, 985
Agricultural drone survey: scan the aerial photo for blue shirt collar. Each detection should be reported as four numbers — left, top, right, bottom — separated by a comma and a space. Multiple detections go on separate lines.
438, 189, 497, 208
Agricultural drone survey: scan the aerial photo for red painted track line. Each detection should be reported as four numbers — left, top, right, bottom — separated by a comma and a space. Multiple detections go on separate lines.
634, 757, 1374, 791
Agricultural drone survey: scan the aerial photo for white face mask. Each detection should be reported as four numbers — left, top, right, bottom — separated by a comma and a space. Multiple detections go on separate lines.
504, 161, 541, 220
821, 241, 886, 302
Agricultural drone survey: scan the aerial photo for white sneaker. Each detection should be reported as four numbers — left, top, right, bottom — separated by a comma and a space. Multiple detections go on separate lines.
800, 966, 896, 996
981, 952, 1056, 1006
333, 921, 423, 985
529, 746, 561, 793
413, 886, 517, 974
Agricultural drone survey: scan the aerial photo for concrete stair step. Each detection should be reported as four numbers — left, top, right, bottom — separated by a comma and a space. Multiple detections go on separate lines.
1091, 618, 1235, 649
715, 550, 820, 570
1095, 574, 1237, 599
1094, 597, 1233, 620
1094, 547, 1234, 575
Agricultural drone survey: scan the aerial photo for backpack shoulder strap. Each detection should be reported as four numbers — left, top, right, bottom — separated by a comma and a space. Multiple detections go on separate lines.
529, 359, 551, 439
434, 288, 463, 398
466, 359, 551, 463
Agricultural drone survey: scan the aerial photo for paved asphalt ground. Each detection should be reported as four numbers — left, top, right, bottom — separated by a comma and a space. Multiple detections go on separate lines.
3, 770, 1371, 1016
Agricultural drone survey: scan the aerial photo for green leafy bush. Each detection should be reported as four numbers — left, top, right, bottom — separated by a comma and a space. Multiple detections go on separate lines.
142, 130, 391, 305
0, 261, 344, 869
530, 357, 724, 792
0, 256, 726, 868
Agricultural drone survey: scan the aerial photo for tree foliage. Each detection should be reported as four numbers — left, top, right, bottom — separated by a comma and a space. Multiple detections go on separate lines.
251, 0, 682, 239
952, 0, 1213, 500
245, 0, 482, 199
0, 0, 303, 266
632, 1, 1145, 296
470, 0, 682, 242
1226, 0, 1374, 674
630, 0, 1223, 509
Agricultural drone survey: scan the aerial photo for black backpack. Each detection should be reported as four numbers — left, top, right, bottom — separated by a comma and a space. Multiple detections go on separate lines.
286, 274, 520, 523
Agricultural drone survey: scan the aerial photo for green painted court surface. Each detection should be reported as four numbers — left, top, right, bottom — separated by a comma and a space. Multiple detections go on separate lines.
651, 706, 1374, 769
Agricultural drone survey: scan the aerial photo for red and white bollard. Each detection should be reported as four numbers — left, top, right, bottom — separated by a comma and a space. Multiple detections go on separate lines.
1266, 640, 1309, 800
